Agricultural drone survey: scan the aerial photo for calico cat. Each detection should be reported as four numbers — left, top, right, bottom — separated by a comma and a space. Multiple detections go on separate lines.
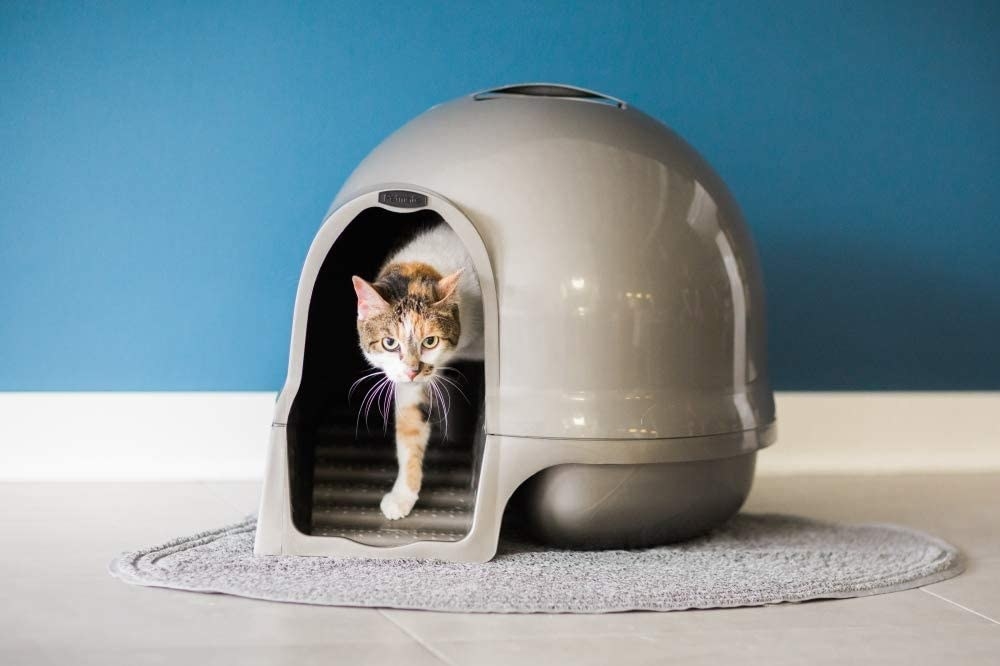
351, 223, 483, 519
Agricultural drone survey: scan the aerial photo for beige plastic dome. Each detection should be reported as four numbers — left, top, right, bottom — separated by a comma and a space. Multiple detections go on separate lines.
254, 83, 776, 562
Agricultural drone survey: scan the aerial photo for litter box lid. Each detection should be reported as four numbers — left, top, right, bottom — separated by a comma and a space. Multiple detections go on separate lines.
328, 83, 775, 441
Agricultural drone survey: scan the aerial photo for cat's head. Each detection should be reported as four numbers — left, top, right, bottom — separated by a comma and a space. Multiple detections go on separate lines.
352, 263, 462, 384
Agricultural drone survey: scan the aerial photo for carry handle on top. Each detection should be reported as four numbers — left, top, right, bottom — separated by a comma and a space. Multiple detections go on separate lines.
472, 82, 627, 109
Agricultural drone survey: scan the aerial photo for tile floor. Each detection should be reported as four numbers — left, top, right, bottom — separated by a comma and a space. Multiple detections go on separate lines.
1, 473, 998, 665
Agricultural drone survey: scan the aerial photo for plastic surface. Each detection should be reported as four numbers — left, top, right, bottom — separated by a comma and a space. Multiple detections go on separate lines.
254, 83, 777, 562
513, 453, 757, 549
332, 84, 774, 441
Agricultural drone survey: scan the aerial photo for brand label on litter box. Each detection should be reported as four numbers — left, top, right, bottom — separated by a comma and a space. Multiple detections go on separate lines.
379, 190, 428, 208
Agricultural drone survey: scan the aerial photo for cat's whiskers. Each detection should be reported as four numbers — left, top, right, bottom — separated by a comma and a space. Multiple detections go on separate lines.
348, 369, 384, 399
427, 379, 442, 432
433, 372, 471, 405
366, 377, 391, 430
356, 375, 391, 436
355, 379, 378, 435
436, 376, 454, 415
427, 376, 451, 436
437, 366, 469, 382
375, 380, 387, 422
379, 380, 395, 434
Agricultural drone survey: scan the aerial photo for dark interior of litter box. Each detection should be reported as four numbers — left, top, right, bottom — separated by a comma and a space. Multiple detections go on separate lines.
287, 207, 486, 546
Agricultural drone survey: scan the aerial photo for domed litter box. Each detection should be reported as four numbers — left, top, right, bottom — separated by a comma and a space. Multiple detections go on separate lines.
254, 83, 776, 562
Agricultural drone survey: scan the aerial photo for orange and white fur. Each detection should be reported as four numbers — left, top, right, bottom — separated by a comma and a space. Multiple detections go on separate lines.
352, 223, 483, 519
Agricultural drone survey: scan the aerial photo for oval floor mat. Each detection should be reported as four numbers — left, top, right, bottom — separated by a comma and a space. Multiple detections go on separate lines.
109, 513, 962, 613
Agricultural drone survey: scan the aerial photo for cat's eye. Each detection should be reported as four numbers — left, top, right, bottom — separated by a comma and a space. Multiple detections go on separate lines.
422, 336, 439, 349
381, 337, 399, 351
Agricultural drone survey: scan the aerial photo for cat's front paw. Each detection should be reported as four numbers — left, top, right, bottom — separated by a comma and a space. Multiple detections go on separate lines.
380, 489, 418, 520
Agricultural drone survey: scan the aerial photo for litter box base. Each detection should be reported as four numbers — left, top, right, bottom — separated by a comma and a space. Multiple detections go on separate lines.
511, 453, 757, 550
254, 426, 774, 562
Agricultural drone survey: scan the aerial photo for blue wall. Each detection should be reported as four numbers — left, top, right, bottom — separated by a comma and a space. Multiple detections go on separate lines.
2, 1, 998, 391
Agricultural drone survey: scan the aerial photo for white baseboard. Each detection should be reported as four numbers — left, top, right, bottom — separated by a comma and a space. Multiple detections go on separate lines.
0, 392, 996, 480
0, 392, 276, 481
764, 392, 999, 474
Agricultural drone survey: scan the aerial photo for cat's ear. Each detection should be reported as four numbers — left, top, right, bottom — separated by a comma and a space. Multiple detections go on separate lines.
434, 269, 463, 305
352, 276, 389, 320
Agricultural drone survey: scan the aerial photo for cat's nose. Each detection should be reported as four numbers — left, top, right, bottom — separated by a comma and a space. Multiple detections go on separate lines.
405, 368, 419, 380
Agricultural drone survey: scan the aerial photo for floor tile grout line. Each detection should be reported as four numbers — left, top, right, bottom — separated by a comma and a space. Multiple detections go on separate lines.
379, 610, 459, 666
375, 630, 695, 644
921, 588, 1000, 625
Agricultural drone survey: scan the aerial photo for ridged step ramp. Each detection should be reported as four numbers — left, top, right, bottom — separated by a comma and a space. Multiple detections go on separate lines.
309, 439, 477, 546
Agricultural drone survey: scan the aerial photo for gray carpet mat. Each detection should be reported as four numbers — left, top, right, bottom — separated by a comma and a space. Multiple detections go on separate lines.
108, 514, 962, 613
